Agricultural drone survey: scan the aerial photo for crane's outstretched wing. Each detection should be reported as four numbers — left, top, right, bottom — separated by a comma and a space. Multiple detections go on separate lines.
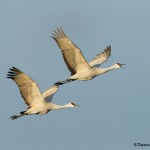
89, 45, 111, 67
51, 27, 91, 75
7, 67, 45, 107
42, 85, 59, 102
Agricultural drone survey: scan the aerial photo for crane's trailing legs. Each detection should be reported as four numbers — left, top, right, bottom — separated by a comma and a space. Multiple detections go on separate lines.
10, 111, 27, 120
54, 79, 77, 85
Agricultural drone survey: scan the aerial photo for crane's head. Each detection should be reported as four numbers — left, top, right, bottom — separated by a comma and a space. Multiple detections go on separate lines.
114, 63, 126, 68
69, 102, 79, 107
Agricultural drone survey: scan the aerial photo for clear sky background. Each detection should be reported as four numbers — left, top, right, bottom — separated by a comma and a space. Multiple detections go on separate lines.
0, 0, 150, 150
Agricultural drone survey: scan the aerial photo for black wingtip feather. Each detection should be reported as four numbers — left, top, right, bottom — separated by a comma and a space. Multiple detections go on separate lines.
52, 27, 67, 39
7, 66, 22, 79
8, 71, 16, 74
7, 76, 14, 79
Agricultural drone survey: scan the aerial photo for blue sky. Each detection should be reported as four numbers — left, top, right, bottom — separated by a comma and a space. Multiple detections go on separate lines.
0, 0, 150, 150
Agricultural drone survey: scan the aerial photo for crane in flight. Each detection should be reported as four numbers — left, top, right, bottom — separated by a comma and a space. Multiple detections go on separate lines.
52, 28, 125, 85
7, 67, 78, 120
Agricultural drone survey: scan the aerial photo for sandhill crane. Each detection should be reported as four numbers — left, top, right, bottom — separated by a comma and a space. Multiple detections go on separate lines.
52, 28, 125, 85
7, 67, 78, 120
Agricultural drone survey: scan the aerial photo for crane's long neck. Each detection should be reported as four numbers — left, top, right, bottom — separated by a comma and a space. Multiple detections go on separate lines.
95, 65, 118, 76
49, 103, 72, 110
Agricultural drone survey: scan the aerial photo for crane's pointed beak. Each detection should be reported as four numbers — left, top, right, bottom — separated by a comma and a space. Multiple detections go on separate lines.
121, 64, 126, 66
121, 64, 126, 69
75, 104, 79, 107
71, 102, 79, 107
116, 63, 126, 67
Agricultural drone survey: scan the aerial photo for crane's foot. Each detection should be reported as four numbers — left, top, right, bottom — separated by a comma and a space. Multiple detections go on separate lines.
10, 113, 26, 120
10, 115, 19, 120
54, 79, 77, 86
54, 81, 64, 86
